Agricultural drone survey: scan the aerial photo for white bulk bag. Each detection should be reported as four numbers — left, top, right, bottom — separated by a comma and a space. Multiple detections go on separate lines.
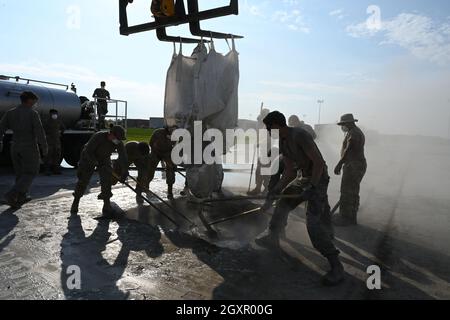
164, 43, 207, 129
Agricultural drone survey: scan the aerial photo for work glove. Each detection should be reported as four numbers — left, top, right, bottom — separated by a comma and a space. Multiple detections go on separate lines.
334, 163, 343, 176
299, 183, 316, 202
119, 170, 129, 183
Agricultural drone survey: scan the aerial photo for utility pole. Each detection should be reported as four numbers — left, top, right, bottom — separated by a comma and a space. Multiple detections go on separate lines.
317, 99, 324, 125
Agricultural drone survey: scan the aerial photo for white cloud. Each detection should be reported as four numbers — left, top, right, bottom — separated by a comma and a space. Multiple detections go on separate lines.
242, 0, 310, 34
347, 13, 450, 65
329, 9, 343, 17
272, 9, 310, 34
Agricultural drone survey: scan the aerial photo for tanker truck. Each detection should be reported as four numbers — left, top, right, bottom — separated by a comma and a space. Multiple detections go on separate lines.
0, 75, 127, 168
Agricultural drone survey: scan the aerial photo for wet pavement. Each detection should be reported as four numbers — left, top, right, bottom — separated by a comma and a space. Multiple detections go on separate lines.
1, 139, 450, 300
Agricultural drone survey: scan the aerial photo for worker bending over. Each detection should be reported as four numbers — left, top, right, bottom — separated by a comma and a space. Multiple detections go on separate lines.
256, 111, 344, 286
70, 125, 128, 217
148, 127, 176, 200
111, 141, 151, 204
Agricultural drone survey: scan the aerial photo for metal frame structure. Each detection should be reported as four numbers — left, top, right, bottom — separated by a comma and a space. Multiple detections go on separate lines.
0, 75, 69, 91
93, 98, 128, 130
119, 0, 243, 43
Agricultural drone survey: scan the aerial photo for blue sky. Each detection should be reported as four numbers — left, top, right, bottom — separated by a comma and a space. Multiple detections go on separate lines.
1, 0, 450, 137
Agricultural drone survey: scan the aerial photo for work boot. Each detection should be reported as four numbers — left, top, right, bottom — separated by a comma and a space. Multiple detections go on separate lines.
136, 194, 144, 204
167, 185, 174, 200
102, 200, 115, 218
333, 214, 357, 227
70, 197, 80, 215
4, 191, 20, 209
16, 193, 32, 206
247, 187, 262, 196
322, 255, 345, 286
255, 230, 280, 250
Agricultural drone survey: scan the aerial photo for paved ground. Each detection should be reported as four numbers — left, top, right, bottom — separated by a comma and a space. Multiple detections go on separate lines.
0, 138, 449, 300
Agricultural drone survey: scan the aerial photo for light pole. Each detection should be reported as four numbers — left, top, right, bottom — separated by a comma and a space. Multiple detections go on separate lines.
317, 99, 324, 125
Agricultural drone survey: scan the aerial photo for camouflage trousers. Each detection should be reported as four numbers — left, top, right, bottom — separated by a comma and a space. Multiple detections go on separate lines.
254, 159, 271, 190
269, 173, 339, 258
340, 160, 367, 221
146, 151, 176, 187
44, 143, 61, 167
10, 144, 41, 194
74, 156, 113, 200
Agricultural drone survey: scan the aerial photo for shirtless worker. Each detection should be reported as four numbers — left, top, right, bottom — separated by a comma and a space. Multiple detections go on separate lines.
333, 114, 367, 226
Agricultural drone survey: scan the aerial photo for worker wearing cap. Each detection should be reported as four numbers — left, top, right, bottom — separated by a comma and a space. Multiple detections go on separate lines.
333, 114, 367, 226
43, 109, 65, 175
0, 91, 48, 208
288, 115, 317, 140
92, 81, 110, 129
255, 111, 344, 286
147, 127, 176, 199
70, 125, 129, 217
248, 108, 272, 196
111, 141, 151, 203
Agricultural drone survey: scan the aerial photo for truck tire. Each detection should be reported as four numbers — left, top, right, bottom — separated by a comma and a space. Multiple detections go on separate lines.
62, 132, 94, 168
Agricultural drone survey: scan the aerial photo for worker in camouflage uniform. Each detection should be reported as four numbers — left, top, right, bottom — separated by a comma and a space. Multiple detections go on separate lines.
288, 115, 317, 140
111, 141, 151, 204
43, 109, 65, 175
92, 81, 110, 130
256, 111, 344, 286
248, 108, 272, 196
147, 127, 176, 200
333, 114, 367, 226
0, 91, 48, 208
70, 125, 128, 217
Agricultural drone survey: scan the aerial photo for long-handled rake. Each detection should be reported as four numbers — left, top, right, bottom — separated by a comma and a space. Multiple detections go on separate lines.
111, 172, 179, 228
127, 174, 197, 228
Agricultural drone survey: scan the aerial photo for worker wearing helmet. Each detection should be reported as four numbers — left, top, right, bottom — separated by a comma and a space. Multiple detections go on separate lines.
111, 141, 152, 204
147, 127, 177, 200
70, 125, 129, 217
43, 109, 65, 175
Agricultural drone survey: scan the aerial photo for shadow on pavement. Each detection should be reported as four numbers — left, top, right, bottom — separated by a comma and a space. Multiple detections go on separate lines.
163, 229, 362, 300
60, 203, 164, 300
0, 208, 19, 254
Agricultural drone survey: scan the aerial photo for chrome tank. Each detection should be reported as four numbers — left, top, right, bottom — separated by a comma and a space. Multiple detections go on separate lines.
0, 80, 81, 128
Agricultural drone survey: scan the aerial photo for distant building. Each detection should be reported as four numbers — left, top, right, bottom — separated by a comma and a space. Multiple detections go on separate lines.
149, 117, 165, 129
126, 119, 150, 128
